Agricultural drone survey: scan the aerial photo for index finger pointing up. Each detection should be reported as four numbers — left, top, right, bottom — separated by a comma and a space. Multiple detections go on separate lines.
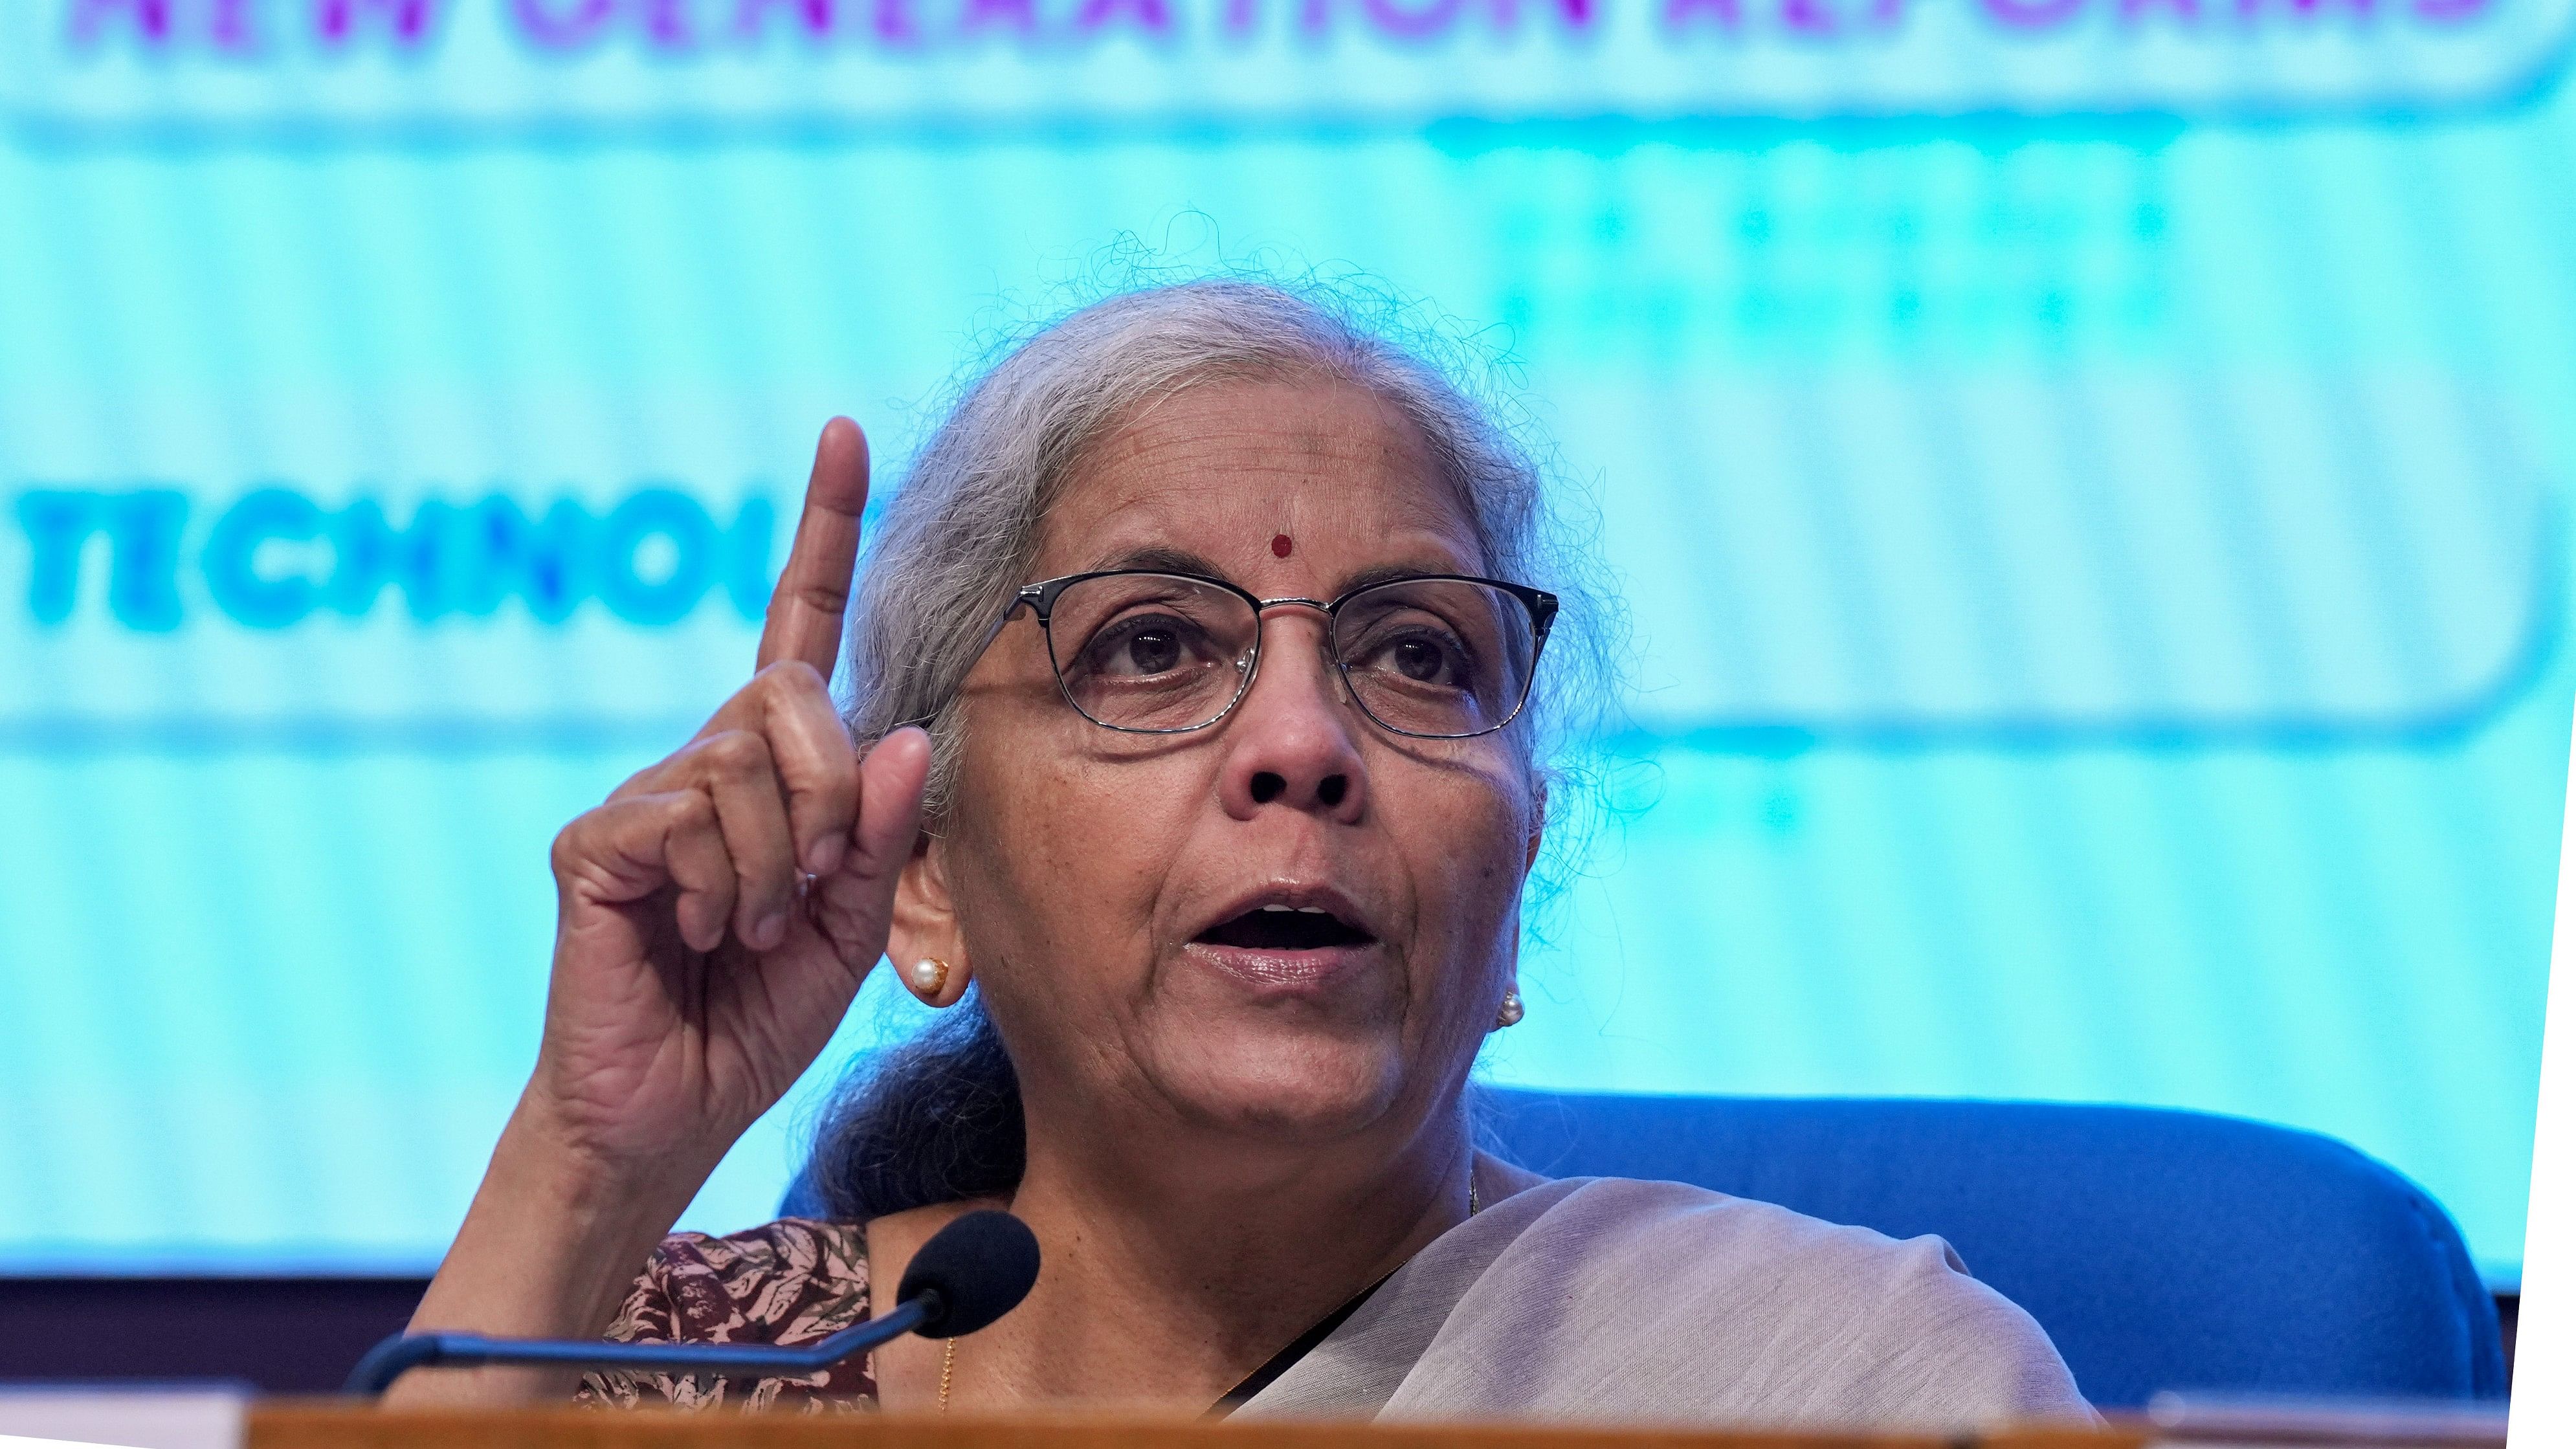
757, 417, 872, 677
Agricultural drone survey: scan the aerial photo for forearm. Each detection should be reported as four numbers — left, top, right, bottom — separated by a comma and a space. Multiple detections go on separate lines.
381, 1092, 715, 1407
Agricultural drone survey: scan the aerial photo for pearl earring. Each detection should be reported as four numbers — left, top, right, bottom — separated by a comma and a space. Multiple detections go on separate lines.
1494, 988, 1524, 1029
904, 957, 951, 1002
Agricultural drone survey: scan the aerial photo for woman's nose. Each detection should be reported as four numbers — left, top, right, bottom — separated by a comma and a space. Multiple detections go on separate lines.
1217, 617, 1370, 823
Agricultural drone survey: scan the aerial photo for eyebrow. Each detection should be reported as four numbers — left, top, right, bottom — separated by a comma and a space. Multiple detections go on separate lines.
1087, 544, 1228, 577
1336, 560, 1480, 593
1076, 546, 1484, 596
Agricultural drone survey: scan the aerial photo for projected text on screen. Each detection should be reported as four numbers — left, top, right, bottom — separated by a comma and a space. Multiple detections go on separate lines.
11, 0, 2573, 124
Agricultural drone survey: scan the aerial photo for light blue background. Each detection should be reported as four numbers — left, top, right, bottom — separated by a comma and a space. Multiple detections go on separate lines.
1, 1, 2569, 1283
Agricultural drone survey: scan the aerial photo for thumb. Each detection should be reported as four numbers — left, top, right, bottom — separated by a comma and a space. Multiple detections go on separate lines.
804, 727, 931, 962
848, 727, 931, 887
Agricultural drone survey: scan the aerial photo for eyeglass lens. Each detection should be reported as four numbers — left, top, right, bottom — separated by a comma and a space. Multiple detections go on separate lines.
1042, 573, 1537, 737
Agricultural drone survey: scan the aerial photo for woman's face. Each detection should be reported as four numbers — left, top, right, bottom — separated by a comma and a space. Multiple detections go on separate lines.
897, 373, 1540, 1163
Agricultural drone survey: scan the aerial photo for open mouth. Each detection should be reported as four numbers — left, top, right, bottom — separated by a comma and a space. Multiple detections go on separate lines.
1195, 903, 1376, 951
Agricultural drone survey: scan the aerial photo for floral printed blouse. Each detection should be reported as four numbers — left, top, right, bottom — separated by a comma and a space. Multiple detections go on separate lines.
574, 1217, 877, 1411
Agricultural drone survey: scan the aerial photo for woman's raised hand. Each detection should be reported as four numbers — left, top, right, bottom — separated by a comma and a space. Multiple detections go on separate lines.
529, 417, 931, 1184
392, 422, 929, 1400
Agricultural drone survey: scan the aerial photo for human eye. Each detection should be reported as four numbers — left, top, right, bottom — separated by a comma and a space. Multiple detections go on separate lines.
1346, 614, 1476, 692
1077, 610, 1224, 680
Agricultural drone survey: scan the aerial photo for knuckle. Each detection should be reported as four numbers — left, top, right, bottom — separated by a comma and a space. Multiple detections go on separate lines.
757, 658, 828, 695
698, 729, 772, 778
678, 790, 719, 830
660, 796, 719, 861
551, 799, 641, 870
784, 579, 849, 615
549, 819, 587, 873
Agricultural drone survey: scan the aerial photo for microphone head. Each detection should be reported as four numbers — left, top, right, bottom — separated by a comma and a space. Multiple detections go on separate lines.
897, 1209, 1041, 1340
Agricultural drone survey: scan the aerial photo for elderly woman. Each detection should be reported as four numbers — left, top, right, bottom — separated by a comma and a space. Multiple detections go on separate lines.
394, 281, 2087, 1426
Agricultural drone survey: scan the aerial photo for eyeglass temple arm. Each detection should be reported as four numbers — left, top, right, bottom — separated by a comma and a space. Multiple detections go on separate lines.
887, 588, 1043, 733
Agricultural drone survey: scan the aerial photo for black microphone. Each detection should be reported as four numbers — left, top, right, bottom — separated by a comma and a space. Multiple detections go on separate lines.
345, 1209, 1041, 1396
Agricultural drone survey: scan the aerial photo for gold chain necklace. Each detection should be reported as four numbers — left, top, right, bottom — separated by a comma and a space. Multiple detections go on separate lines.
933, 1171, 1481, 1414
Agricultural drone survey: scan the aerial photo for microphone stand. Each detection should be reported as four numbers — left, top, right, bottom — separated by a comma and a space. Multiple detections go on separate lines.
344, 1290, 940, 1396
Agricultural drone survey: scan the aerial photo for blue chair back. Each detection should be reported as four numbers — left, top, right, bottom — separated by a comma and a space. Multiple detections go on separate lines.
1475, 1090, 2505, 1408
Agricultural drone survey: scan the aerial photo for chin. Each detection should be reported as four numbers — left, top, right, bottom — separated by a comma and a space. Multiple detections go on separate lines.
1144, 1018, 1414, 1145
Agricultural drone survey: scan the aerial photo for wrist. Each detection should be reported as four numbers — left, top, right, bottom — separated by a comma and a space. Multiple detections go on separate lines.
491, 1087, 714, 1230
404, 1098, 702, 1356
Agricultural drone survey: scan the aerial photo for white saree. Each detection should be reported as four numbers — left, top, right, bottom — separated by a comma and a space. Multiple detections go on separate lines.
1234, 1177, 2095, 1430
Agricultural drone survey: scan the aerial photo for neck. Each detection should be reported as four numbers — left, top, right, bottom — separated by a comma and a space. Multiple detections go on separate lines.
948, 1094, 1477, 1411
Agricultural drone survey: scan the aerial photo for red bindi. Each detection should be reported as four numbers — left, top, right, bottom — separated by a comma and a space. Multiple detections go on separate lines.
1271, 533, 1293, 559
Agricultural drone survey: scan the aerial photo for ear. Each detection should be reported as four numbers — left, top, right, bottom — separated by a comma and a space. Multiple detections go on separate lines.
886, 828, 972, 1008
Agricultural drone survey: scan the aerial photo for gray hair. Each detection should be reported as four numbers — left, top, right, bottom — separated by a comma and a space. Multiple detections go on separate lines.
840, 275, 1610, 816
805, 275, 1616, 1221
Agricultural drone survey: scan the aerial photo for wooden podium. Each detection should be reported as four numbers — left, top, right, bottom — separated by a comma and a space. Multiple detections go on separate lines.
243, 1406, 2142, 1449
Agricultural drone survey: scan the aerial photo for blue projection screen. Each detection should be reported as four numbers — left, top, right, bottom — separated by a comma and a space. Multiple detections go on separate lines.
0, 0, 2568, 1281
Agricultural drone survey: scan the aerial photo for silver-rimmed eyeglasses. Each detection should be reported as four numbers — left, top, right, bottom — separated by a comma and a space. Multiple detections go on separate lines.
948, 569, 1557, 740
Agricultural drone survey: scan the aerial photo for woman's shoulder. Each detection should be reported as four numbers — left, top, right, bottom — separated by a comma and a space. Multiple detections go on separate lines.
576, 1217, 875, 1411
1526, 1174, 1985, 1281
1485, 1175, 2092, 1426
637, 1215, 871, 1326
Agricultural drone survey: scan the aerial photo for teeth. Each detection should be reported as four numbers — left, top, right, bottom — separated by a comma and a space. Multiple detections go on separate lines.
1260, 903, 1293, 913
1256, 903, 1334, 914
